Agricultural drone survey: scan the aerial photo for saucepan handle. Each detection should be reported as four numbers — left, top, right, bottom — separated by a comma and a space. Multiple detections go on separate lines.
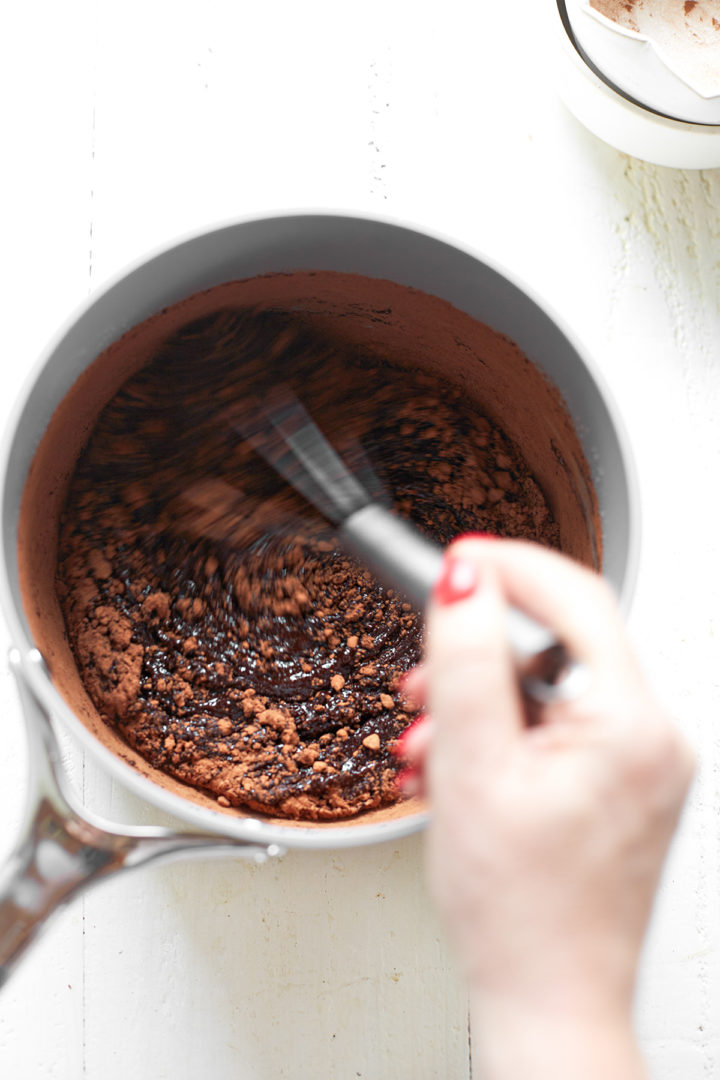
0, 795, 126, 987
0, 649, 282, 988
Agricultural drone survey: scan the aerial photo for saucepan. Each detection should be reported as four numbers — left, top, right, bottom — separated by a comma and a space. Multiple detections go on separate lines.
0, 211, 640, 984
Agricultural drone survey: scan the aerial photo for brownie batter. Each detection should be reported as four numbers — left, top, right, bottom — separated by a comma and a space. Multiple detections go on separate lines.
56, 305, 560, 822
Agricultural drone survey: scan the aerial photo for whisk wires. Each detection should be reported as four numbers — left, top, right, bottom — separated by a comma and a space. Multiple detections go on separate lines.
236, 391, 387, 525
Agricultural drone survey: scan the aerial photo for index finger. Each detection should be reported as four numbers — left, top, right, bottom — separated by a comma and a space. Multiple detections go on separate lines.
450, 537, 639, 682
426, 556, 525, 766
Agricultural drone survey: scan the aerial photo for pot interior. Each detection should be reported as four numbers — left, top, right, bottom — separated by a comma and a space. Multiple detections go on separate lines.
15, 267, 603, 832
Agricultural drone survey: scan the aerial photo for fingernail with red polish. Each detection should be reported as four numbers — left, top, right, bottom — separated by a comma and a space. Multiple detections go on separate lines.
433, 555, 478, 606
454, 531, 498, 542
391, 714, 426, 758
394, 766, 421, 795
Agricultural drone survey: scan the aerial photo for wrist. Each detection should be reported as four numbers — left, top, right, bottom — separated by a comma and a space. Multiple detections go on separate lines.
469, 993, 646, 1080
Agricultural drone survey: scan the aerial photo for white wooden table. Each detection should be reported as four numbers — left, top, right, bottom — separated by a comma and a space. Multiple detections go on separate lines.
1, 2, 719, 1076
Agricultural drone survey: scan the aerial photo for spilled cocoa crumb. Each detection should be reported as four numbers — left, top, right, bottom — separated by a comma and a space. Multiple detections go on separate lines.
56, 305, 560, 821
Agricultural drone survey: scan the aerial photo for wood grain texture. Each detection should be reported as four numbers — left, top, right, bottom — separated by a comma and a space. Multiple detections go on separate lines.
1, 1, 719, 1077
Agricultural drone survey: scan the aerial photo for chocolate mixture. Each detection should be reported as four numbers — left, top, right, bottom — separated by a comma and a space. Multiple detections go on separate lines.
56, 306, 560, 821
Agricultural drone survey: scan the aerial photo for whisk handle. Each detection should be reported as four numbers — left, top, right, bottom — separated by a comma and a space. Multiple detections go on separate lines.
340, 504, 588, 704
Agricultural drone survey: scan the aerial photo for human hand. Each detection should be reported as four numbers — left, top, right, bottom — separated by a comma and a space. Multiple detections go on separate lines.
396, 538, 694, 1079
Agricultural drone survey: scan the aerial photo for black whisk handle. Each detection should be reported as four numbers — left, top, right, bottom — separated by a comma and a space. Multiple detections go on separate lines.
340, 505, 588, 705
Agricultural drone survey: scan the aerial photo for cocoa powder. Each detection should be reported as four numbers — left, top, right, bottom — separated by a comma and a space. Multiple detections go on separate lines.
590, 0, 720, 96
56, 302, 562, 822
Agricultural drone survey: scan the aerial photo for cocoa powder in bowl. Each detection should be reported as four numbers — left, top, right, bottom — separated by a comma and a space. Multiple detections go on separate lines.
18, 271, 600, 827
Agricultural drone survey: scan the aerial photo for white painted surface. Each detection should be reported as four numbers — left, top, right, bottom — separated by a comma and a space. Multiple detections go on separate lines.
0, 1, 719, 1076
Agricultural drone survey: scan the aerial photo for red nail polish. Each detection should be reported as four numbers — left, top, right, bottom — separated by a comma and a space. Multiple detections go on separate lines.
433, 555, 478, 606
394, 766, 420, 794
390, 737, 406, 759
453, 531, 498, 542
391, 714, 426, 758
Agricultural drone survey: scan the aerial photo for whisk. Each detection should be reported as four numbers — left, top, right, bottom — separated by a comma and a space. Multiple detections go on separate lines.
238, 391, 588, 704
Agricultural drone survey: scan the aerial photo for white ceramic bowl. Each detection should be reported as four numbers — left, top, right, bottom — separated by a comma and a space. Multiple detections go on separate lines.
565, 0, 720, 125
554, 0, 720, 167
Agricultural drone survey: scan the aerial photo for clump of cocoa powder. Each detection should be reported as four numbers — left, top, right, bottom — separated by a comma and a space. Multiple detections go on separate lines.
56, 307, 559, 821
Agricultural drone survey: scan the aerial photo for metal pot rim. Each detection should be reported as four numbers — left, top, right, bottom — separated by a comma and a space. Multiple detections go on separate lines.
0, 208, 640, 849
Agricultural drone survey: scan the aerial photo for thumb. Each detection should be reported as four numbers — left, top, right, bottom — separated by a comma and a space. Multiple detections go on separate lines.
426, 551, 524, 771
